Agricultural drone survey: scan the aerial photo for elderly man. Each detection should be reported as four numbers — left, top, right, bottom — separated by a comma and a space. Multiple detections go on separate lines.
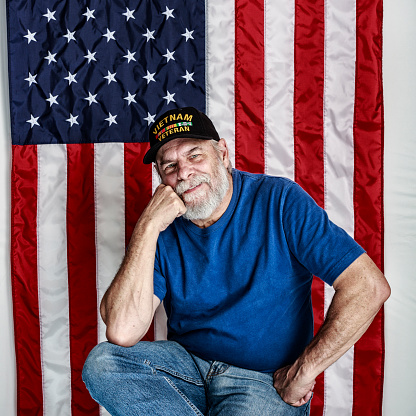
83, 107, 390, 416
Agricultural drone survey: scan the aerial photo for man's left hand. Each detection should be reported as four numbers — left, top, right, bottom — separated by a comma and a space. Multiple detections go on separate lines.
273, 365, 315, 407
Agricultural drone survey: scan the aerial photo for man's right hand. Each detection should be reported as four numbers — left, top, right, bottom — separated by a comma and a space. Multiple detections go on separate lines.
140, 184, 187, 233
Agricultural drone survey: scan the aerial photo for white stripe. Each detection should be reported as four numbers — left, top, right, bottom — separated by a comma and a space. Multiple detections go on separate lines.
152, 163, 161, 195
323, 0, 357, 414
206, 0, 235, 166
151, 167, 168, 340
323, 285, 355, 415
37, 144, 71, 416
95, 143, 125, 416
264, 0, 295, 179
323, 1, 356, 237
95, 143, 126, 345
154, 303, 168, 341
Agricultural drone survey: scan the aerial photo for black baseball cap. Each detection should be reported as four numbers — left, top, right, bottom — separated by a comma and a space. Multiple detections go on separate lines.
143, 107, 220, 164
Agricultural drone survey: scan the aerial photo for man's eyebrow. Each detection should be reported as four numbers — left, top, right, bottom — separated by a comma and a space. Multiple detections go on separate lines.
159, 146, 204, 166
159, 157, 174, 167
185, 146, 203, 155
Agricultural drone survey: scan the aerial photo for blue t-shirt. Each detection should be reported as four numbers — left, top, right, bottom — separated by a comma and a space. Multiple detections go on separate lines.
153, 169, 364, 372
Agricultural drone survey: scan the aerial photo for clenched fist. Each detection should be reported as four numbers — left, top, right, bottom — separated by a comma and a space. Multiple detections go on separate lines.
140, 184, 187, 233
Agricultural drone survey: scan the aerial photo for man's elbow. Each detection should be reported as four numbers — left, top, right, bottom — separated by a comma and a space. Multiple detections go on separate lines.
105, 323, 148, 347
106, 330, 140, 348
345, 253, 391, 309
375, 276, 391, 306
366, 270, 391, 313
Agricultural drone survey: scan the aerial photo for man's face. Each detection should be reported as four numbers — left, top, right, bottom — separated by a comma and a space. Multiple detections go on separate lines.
156, 138, 231, 220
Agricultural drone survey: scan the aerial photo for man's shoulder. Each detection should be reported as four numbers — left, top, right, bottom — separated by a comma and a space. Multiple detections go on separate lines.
234, 169, 296, 192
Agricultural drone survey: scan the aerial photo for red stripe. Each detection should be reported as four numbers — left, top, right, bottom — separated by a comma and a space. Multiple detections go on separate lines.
353, 0, 384, 413
11, 145, 43, 415
310, 278, 325, 415
293, 0, 325, 204
293, 1, 325, 414
124, 142, 154, 340
66, 144, 99, 415
234, 0, 264, 173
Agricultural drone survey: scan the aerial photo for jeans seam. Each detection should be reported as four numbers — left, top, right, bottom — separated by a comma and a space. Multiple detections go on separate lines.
153, 364, 205, 386
163, 376, 204, 415
217, 373, 273, 388
143, 359, 157, 375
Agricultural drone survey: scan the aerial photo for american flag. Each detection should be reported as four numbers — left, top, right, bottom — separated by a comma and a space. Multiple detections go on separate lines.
8, 0, 384, 415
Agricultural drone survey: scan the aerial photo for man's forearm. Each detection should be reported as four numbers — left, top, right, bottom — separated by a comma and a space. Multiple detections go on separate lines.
101, 221, 160, 347
100, 184, 187, 347
274, 253, 391, 405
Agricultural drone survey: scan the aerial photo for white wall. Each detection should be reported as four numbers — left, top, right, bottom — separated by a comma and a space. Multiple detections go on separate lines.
0, 0, 415, 414
383, 0, 416, 414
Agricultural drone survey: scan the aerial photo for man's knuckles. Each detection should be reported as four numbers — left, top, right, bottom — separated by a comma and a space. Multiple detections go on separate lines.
157, 188, 185, 212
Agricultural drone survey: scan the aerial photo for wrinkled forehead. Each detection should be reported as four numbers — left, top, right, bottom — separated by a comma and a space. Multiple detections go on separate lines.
155, 137, 211, 163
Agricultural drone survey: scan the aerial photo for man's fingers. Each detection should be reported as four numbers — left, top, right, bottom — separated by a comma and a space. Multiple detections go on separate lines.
287, 389, 313, 407
143, 184, 187, 232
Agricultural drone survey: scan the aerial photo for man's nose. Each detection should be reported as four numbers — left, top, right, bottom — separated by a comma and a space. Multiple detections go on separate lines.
177, 161, 194, 181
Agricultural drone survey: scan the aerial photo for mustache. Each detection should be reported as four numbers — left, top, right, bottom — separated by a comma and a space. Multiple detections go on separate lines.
175, 174, 211, 196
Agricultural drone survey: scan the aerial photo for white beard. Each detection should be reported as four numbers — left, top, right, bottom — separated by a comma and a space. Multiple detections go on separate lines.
175, 160, 230, 221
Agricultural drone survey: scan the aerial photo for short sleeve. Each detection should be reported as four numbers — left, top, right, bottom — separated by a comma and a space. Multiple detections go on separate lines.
281, 182, 365, 285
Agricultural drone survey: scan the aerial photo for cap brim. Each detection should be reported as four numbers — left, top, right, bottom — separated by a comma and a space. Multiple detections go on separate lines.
143, 134, 216, 164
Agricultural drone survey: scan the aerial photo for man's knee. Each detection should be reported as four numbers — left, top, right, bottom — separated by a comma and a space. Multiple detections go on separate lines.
82, 342, 120, 393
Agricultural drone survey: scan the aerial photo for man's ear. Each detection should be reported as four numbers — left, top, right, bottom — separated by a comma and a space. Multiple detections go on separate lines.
218, 138, 229, 161
217, 138, 232, 171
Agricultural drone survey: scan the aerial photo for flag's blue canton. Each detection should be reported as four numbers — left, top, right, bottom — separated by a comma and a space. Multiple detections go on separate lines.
8, 0, 205, 145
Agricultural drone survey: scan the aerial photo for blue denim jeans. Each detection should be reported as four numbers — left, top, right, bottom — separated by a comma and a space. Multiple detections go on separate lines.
82, 340, 311, 416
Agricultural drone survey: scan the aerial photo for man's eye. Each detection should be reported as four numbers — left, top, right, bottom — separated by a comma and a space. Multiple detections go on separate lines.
164, 163, 176, 171
190, 154, 200, 159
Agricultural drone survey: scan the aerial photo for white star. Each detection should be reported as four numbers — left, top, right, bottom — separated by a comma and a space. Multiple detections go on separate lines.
24, 72, 37, 86
42, 8, 56, 22
84, 92, 98, 106
124, 92, 137, 106
84, 50, 97, 64
144, 112, 156, 126
181, 28, 194, 42
182, 70, 195, 84
162, 6, 175, 20
143, 70, 156, 84
122, 8, 135, 21
24, 30, 37, 44
26, 114, 40, 128
66, 113, 79, 127
123, 50, 136, 63
44, 51, 57, 65
105, 113, 118, 126
64, 71, 77, 85
104, 70, 117, 84
142, 28, 155, 42
46, 93, 58, 107
102, 28, 116, 42
163, 91, 176, 105
83, 8, 95, 21
163, 49, 175, 62
63, 29, 76, 43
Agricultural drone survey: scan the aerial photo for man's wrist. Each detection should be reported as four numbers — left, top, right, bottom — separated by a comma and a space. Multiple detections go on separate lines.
133, 215, 160, 239
290, 356, 317, 386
